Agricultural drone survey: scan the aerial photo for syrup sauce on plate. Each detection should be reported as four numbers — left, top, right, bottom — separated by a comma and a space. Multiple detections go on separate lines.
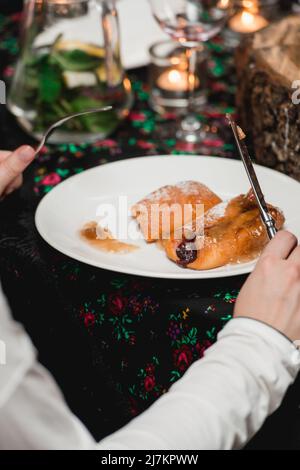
80, 222, 138, 254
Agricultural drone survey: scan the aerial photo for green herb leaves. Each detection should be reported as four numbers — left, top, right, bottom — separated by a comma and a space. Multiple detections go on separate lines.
51, 49, 101, 72
38, 61, 62, 103
21, 41, 123, 135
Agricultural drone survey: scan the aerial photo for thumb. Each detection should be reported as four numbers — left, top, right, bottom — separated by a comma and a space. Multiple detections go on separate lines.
0, 145, 35, 194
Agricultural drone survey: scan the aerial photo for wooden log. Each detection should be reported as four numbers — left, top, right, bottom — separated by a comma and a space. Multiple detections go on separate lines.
236, 15, 300, 181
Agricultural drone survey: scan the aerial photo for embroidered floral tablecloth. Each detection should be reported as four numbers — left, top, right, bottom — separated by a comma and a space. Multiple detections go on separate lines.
1, 8, 300, 449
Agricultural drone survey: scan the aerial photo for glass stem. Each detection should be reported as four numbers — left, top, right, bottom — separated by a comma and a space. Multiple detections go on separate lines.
101, 0, 123, 88
180, 46, 201, 138
186, 46, 197, 116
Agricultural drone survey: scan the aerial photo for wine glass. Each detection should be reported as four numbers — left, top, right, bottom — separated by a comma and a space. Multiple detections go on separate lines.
149, 0, 231, 150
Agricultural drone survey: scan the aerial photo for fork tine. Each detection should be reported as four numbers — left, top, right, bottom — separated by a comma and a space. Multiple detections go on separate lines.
35, 105, 113, 156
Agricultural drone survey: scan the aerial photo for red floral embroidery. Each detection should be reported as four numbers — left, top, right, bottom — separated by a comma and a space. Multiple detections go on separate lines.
41, 173, 61, 186
3, 66, 14, 78
129, 296, 143, 315
175, 142, 198, 152
129, 335, 136, 346
130, 112, 146, 122
11, 12, 23, 21
145, 363, 155, 375
195, 340, 212, 358
136, 140, 155, 150
202, 139, 224, 148
173, 344, 193, 372
129, 397, 139, 417
108, 293, 128, 315
83, 313, 95, 328
144, 375, 156, 392
93, 139, 117, 148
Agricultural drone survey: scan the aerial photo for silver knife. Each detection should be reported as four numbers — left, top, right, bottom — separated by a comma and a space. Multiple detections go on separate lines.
226, 114, 277, 240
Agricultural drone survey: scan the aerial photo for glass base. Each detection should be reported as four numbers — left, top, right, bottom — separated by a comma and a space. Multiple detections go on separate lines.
149, 89, 207, 117
154, 117, 218, 154
177, 114, 203, 143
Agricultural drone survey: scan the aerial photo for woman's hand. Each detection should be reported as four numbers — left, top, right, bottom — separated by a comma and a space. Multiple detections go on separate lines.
235, 231, 300, 342
0, 146, 35, 198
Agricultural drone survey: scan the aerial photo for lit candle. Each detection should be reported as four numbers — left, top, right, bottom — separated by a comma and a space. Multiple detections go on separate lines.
229, 1, 269, 34
229, 10, 268, 33
157, 69, 199, 92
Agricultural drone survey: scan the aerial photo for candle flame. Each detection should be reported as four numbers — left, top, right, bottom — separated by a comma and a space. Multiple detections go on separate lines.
218, 0, 230, 9
168, 69, 183, 84
241, 11, 255, 26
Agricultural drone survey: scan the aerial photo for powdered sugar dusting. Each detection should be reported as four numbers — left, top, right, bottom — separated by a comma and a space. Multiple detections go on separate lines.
205, 201, 229, 224
137, 185, 175, 204
176, 181, 213, 197
135, 181, 217, 205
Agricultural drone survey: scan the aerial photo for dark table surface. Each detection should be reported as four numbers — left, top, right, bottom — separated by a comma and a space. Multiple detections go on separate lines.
1, 2, 300, 450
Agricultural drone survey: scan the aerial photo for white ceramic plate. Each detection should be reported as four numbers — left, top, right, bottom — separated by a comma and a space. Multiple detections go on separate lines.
35, 155, 300, 279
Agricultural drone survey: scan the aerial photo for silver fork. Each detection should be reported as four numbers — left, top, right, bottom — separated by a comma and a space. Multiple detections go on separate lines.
35, 105, 113, 156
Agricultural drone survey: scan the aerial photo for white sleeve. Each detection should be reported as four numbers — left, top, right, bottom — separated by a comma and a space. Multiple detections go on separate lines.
97, 318, 300, 450
0, 285, 95, 450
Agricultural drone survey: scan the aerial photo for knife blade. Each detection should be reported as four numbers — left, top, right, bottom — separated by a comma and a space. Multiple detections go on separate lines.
226, 114, 277, 240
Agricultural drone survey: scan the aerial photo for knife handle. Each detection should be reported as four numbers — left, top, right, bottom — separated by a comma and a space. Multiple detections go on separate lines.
263, 215, 277, 240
